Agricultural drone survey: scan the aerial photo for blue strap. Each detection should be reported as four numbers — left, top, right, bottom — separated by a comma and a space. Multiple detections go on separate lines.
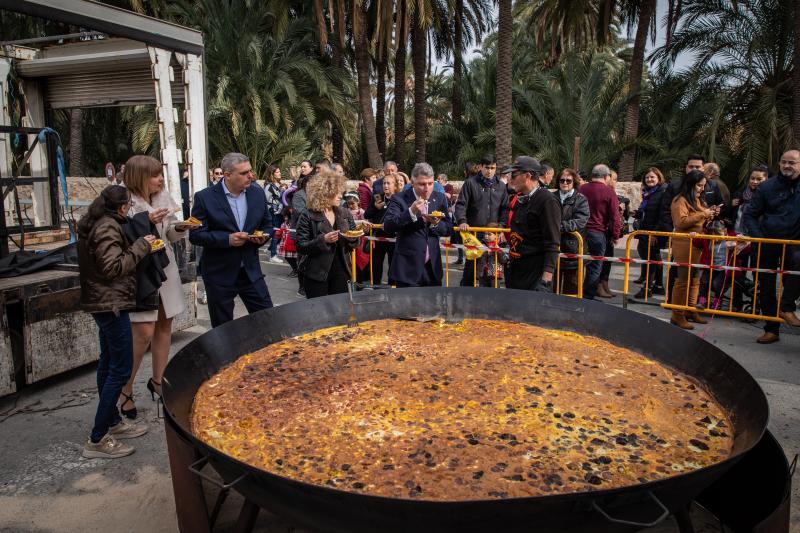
37, 127, 76, 243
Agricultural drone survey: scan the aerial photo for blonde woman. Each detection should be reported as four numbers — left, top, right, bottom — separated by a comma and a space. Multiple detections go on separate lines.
119, 155, 191, 417
295, 170, 358, 298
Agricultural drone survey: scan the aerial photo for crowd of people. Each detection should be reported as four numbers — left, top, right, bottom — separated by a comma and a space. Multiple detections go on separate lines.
78, 148, 799, 459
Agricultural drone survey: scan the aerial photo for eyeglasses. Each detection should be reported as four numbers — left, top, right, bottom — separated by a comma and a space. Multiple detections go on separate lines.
559, 178, 573, 184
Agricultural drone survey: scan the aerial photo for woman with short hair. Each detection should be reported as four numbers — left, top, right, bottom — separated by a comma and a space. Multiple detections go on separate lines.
295, 170, 359, 298
669, 170, 720, 329
553, 168, 589, 295
119, 155, 191, 418
77, 185, 155, 458
632, 167, 667, 298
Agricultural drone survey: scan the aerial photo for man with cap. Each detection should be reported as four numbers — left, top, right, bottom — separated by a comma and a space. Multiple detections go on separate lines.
501, 156, 562, 292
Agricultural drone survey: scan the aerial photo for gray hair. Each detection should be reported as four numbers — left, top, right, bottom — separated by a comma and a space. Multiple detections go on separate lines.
411, 162, 434, 180
220, 153, 250, 173
384, 160, 398, 170
591, 164, 611, 178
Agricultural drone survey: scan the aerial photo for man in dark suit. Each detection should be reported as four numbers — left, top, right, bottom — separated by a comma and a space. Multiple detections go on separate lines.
189, 153, 273, 327
383, 163, 452, 287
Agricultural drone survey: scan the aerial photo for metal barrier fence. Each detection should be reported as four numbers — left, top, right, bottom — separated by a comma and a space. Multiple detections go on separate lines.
350, 225, 584, 298
623, 230, 800, 323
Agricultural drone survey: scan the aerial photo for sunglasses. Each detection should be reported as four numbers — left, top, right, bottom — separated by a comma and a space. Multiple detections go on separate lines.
559, 178, 573, 184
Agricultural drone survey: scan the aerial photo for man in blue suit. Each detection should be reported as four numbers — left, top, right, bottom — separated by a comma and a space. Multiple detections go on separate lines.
189, 153, 273, 327
383, 163, 452, 287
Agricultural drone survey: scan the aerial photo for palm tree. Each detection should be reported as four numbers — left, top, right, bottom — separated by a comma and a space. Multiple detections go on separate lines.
517, 0, 663, 179
451, 0, 492, 129
394, 0, 409, 165
617, 0, 655, 180
793, 0, 800, 145
412, 8, 428, 162
495, 0, 513, 166
652, 0, 796, 175
166, 1, 350, 173
69, 109, 85, 176
353, 1, 383, 168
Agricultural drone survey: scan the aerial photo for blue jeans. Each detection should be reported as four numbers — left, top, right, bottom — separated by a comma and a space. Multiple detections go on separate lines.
583, 231, 607, 299
90, 311, 133, 442
269, 213, 283, 257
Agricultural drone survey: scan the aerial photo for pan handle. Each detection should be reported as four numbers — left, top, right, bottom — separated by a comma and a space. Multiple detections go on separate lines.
188, 455, 249, 490
592, 491, 669, 527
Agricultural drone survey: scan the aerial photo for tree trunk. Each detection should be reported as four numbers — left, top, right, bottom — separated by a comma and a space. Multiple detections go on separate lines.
353, 3, 383, 169
331, 36, 345, 163
793, 0, 800, 146
453, 0, 463, 128
495, 0, 513, 167
412, 10, 427, 163
394, 0, 407, 167
376, 58, 387, 161
69, 108, 85, 176
618, 0, 655, 181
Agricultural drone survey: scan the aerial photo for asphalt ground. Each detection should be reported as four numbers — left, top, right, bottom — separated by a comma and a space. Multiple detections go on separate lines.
0, 249, 797, 532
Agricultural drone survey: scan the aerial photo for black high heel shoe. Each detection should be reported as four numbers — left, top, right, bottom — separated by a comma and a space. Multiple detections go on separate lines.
147, 378, 162, 401
120, 391, 137, 419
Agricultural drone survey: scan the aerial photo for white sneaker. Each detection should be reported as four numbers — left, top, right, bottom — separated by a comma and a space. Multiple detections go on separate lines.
107, 417, 148, 440
82, 435, 134, 459
269, 256, 284, 264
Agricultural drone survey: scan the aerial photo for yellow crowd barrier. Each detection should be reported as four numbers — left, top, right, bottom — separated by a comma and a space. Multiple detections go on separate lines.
623, 230, 800, 323
350, 224, 583, 297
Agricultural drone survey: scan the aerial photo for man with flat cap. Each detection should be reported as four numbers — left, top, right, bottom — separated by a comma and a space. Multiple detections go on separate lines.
500, 156, 562, 292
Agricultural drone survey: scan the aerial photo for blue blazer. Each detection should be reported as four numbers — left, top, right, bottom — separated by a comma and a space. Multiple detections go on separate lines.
189, 181, 272, 286
383, 188, 452, 285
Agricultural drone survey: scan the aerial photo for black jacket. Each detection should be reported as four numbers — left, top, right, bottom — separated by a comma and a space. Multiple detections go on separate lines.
743, 173, 800, 239
658, 178, 724, 231
295, 207, 356, 282
635, 184, 666, 231
123, 211, 169, 311
364, 194, 394, 238
454, 174, 510, 228
508, 187, 562, 273
555, 190, 589, 269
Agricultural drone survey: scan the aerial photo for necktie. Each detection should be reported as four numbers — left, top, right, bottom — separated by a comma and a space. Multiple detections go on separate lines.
421, 200, 430, 263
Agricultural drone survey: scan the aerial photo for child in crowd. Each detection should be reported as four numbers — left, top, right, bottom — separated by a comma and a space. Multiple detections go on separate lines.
277, 214, 298, 276
345, 193, 365, 221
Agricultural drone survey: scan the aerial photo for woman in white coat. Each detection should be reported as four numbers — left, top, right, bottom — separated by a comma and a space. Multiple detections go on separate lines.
119, 155, 190, 418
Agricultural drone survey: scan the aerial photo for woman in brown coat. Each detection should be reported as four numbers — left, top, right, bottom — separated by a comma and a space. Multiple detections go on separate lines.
77, 186, 155, 459
669, 170, 721, 329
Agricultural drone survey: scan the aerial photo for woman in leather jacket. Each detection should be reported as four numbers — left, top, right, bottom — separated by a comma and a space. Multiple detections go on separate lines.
295, 171, 358, 298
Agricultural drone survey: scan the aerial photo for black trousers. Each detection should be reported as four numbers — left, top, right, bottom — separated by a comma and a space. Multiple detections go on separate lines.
637, 235, 663, 287
506, 254, 546, 291
600, 234, 614, 282
304, 257, 350, 298
758, 244, 800, 334
206, 268, 273, 328
395, 261, 441, 287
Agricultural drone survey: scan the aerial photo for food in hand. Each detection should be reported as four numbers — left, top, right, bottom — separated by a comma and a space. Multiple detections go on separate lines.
150, 239, 165, 251
429, 210, 444, 218
343, 229, 364, 238
184, 216, 202, 226
249, 230, 264, 238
